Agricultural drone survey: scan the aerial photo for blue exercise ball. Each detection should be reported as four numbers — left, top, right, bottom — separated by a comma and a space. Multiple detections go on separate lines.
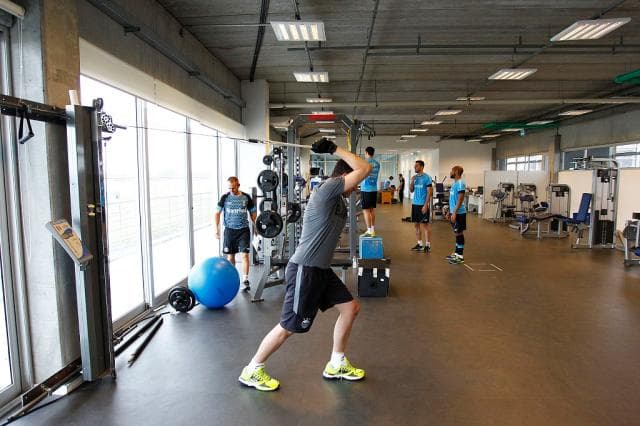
188, 257, 240, 309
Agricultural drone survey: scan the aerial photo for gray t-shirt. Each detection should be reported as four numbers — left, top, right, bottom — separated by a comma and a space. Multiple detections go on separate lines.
290, 177, 346, 268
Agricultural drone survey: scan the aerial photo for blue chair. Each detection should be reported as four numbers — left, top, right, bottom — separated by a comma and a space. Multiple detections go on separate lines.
562, 193, 592, 226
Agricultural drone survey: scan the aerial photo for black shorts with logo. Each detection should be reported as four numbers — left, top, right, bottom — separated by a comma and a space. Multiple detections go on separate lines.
450, 213, 467, 233
223, 227, 250, 254
280, 262, 354, 333
361, 191, 377, 209
411, 204, 431, 223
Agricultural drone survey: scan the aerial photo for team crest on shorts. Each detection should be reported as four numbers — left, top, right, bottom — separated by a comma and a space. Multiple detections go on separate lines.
301, 318, 311, 329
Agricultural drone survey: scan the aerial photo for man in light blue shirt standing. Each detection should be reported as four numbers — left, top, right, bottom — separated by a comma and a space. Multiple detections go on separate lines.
409, 160, 433, 252
445, 166, 467, 264
360, 146, 380, 236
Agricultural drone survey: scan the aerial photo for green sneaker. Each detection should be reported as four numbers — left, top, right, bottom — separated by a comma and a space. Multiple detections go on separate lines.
362, 230, 376, 237
239, 366, 280, 391
322, 358, 365, 381
448, 254, 464, 264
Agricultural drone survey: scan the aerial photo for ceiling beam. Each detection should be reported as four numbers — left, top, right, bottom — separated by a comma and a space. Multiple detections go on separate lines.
270, 98, 640, 109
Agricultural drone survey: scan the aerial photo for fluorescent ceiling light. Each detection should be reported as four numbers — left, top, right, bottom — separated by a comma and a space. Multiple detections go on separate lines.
401, 135, 417, 138
396, 139, 406, 143
294, 72, 329, 83
527, 120, 554, 125
551, 18, 631, 42
456, 96, 485, 101
306, 98, 332, 103
318, 128, 335, 133
271, 21, 326, 42
410, 128, 428, 132
466, 139, 482, 142
312, 111, 333, 114
502, 128, 523, 132
489, 68, 537, 80
323, 135, 337, 139
435, 110, 461, 116
558, 110, 593, 116
481, 134, 500, 138
314, 121, 335, 124
421, 121, 442, 125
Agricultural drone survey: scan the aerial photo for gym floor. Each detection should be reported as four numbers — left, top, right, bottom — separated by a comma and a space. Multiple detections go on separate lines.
14, 205, 640, 425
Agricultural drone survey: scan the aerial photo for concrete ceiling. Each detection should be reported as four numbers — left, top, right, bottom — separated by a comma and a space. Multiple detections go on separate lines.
157, 0, 640, 141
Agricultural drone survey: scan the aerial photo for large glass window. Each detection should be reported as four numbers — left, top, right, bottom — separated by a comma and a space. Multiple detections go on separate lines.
237, 141, 265, 196
147, 104, 190, 294
506, 154, 544, 171
614, 143, 640, 168
80, 76, 145, 320
190, 121, 219, 263
218, 134, 236, 190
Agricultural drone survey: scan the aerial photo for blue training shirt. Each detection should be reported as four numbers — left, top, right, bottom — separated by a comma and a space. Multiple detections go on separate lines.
361, 158, 380, 192
449, 180, 467, 214
412, 173, 433, 205
217, 192, 256, 229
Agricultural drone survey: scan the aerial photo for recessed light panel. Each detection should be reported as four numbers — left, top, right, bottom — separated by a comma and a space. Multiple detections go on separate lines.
481, 134, 500, 138
401, 135, 417, 138
558, 110, 593, 116
306, 98, 333, 103
318, 128, 335, 133
294, 72, 329, 83
435, 110, 462, 116
526, 120, 554, 125
410, 129, 428, 132
456, 96, 485, 101
421, 121, 442, 125
551, 18, 631, 41
271, 21, 326, 41
488, 68, 537, 80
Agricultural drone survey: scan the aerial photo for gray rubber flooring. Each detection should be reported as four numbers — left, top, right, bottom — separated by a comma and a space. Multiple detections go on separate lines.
14, 204, 640, 425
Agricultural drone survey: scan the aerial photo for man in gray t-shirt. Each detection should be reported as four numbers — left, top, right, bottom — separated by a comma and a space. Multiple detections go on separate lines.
289, 177, 347, 268
239, 138, 372, 392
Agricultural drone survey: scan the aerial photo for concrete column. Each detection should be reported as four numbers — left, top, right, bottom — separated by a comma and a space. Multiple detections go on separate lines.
10, 0, 81, 382
241, 79, 269, 143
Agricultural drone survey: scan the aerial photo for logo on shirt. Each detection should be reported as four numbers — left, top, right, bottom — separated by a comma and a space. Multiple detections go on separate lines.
301, 318, 312, 329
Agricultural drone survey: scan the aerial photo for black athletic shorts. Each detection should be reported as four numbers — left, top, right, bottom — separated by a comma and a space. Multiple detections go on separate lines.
223, 227, 250, 254
361, 191, 377, 209
280, 262, 354, 333
411, 204, 431, 223
450, 213, 467, 233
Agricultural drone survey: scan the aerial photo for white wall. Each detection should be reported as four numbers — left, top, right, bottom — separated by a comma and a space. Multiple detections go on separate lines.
439, 139, 495, 188
617, 168, 640, 232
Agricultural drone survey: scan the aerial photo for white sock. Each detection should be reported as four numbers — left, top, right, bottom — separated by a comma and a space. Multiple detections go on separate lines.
330, 352, 345, 368
371, 226, 375, 233
242, 274, 249, 282
367, 227, 372, 233
425, 242, 431, 247
417, 240, 423, 246
247, 359, 264, 372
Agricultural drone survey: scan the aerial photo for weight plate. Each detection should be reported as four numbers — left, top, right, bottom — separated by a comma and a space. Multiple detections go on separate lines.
257, 170, 279, 192
168, 286, 196, 313
286, 202, 302, 223
262, 155, 273, 166
256, 211, 284, 238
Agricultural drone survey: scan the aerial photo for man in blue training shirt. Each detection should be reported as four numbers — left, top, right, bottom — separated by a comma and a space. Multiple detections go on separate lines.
445, 166, 467, 264
360, 146, 380, 236
215, 176, 257, 291
409, 160, 433, 253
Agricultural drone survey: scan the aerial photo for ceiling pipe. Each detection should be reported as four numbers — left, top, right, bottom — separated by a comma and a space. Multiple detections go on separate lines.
249, 0, 270, 82
352, 0, 380, 118
269, 98, 640, 109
